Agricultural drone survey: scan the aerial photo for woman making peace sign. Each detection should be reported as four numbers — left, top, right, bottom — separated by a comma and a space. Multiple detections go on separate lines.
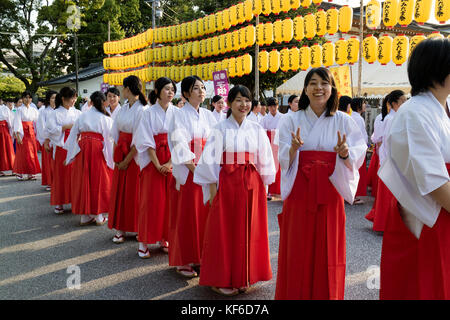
275, 67, 367, 300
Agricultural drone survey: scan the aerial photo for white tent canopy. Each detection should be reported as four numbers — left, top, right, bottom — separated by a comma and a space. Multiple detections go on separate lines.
276, 60, 411, 98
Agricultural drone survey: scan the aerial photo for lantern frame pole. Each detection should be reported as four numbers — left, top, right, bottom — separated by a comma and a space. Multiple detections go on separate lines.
358, 0, 364, 97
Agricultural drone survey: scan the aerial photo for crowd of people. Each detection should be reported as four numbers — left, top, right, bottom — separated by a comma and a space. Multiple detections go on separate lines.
0, 38, 448, 300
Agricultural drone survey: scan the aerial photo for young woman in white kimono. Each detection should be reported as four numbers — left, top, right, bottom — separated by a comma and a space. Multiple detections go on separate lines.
64, 91, 113, 226
378, 38, 450, 299
210, 95, 226, 123
168, 75, 217, 277
46, 87, 81, 214
0, 101, 15, 176
105, 87, 122, 120
13, 91, 41, 180
261, 97, 284, 199
194, 85, 276, 296
246, 99, 263, 124
108, 75, 147, 244
287, 95, 299, 114
275, 67, 366, 300
36, 90, 57, 190
133, 77, 178, 258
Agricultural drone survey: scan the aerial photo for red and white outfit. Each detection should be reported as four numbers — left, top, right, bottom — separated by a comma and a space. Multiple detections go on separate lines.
36, 106, 54, 187
351, 111, 368, 197
64, 108, 114, 217
211, 109, 226, 123
365, 109, 396, 231
194, 115, 276, 289
133, 102, 177, 246
108, 100, 145, 234
247, 111, 263, 125
378, 92, 450, 299
261, 111, 284, 196
167, 102, 217, 267
275, 107, 366, 300
12, 105, 41, 176
0, 105, 15, 173
106, 104, 121, 120
46, 106, 81, 206
367, 113, 383, 198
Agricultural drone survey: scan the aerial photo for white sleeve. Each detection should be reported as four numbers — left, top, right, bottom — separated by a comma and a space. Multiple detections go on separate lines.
133, 110, 155, 170
13, 109, 23, 139
46, 111, 63, 142
64, 118, 81, 165
102, 117, 115, 170
256, 126, 276, 186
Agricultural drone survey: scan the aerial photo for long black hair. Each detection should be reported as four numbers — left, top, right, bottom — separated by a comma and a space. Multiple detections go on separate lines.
148, 77, 177, 105
44, 90, 58, 108
298, 67, 338, 117
387, 90, 405, 106
90, 91, 109, 116
55, 87, 77, 109
351, 97, 366, 112
381, 93, 391, 121
226, 85, 252, 118
181, 75, 204, 102
123, 75, 147, 106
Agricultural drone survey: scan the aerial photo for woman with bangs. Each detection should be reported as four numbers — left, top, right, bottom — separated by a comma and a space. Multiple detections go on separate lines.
194, 85, 276, 296
275, 67, 367, 300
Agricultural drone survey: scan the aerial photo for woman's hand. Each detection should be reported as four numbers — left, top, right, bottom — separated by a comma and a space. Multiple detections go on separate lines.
209, 183, 217, 206
44, 139, 51, 152
117, 159, 130, 170
334, 131, 349, 159
290, 127, 304, 152
62, 124, 73, 131
15, 133, 22, 145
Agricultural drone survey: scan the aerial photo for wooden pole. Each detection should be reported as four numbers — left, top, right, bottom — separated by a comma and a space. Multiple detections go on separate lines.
358, 0, 364, 96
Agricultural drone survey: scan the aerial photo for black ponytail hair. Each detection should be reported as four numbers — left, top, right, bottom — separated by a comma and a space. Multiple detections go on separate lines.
381, 93, 391, 121
210, 95, 224, 111
225, 85, 252, 118
123, 75, 147, 106
387, 90, 405, 105
55, 87, 77, 109
148, 77, 177, 105
90, 91, 109, 116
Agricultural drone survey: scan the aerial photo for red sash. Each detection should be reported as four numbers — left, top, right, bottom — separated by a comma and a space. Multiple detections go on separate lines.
154, 133, 171, 164
80, 131, 103, 142
113, 131, 132, 163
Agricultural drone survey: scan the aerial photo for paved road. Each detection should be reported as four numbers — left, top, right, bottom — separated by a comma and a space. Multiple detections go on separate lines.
0, 168, 382, 300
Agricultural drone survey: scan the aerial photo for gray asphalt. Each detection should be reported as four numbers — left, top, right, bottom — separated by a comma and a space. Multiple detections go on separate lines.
0, 165, 382, 300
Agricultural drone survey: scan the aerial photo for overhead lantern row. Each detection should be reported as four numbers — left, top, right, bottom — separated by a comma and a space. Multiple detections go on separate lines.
104, 53, 253, 85
366, 0, 449, 29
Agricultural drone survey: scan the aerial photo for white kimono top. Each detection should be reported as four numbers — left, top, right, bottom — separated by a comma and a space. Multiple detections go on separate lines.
378, 92, 450, 238
0, 105, 14, 136
211, 109, 226, 123
351, 111, 368, 145
378, 109, 396, 166
12, 105, 39, 139
247, 111, 263, 124
35, 106, 54, 145
278, 106, 367, 203
106, 104, 121, 120
46, 106, 82, 159
133, 102, 178, 170
371, 113, 385, 146
168, 102, 217, 189
261, 111, 284, 131
194, 115, 276, 204
64, 107, 114, 169
110, 100, 146, 145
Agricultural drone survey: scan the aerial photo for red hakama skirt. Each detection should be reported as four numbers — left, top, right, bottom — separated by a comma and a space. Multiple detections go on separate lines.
380, 164, 450, 300
108, 131, 140, 233
138, 133, 173, 245
12, 121, 41, 175
50, 130, 71, 206
71, 132, 113, 215
41, 145, 53, 186
266, 130, 281, 196
275, 151, 346, 300
367, 146, 379, 198
355, 156, 368, 197
0, 120, 15, 171
168, 138, 209, 267
199, 152, 272, 289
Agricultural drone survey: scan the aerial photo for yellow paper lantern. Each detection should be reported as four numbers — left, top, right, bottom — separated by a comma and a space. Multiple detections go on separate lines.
339, 6, 353, 33
192, 40, 200, 58
414, 0, 432, 25
313, 0, 322, 5
289, 46, 300, 71
281, 0, 290, 12
290, 0, 301, 10
212, 36, 219, 56
264, 22, 274, 45
228, 57, 237, 77
238, 27, 247, 49
229, 5, 238, 26
282, 18, 293, 43
103, 73, 109, 84
327, 7, 339, 35
392, 34, 409, 66
322, 41, 335, 67
299, 45, 311, 70
246, 25, 256, 47
377, 34, 393, 65
172, 46, 178, 62
222, 58, 230, 74
243, 53, 252, 75
209, 15, 217, 34
199, 39, 206, 58
362, 34, 378, 64
236, 2, 245, 25
316, 9, 327, 37
272, 0, 282, 15
301, 0, 312, 8
304, 13, 316, 40
253, 0, 262, 15
259, 50, 270, 73
280, 47, 290, 72
223, 8, 231, 30
335, 38, 347, 65
274, 19, 283, 43
366, 0, 381, 29
219, 34, 227, 55
244, 0, 254, 21
180, 23, 187, 40
410, 33, 426, 54
198, 18, 205, 37
232, 30, 240, 51
191, 20, 198, 38
225, 32, 233, 53
347, 36, 360, 65
435, 0, 450, 24
216, 11, 224, 32
382, 0, 398, 28
269, 49, 280, 73
236, 56, 244, 77
146, 29, 153, 45
257, 23, 265, 46
293, 16, 304, 41
186, 22, 192, 39
398, 0, 414, 26
428, 31, 444, 38
311, 43, 323, 68
262, 0, 272, 16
